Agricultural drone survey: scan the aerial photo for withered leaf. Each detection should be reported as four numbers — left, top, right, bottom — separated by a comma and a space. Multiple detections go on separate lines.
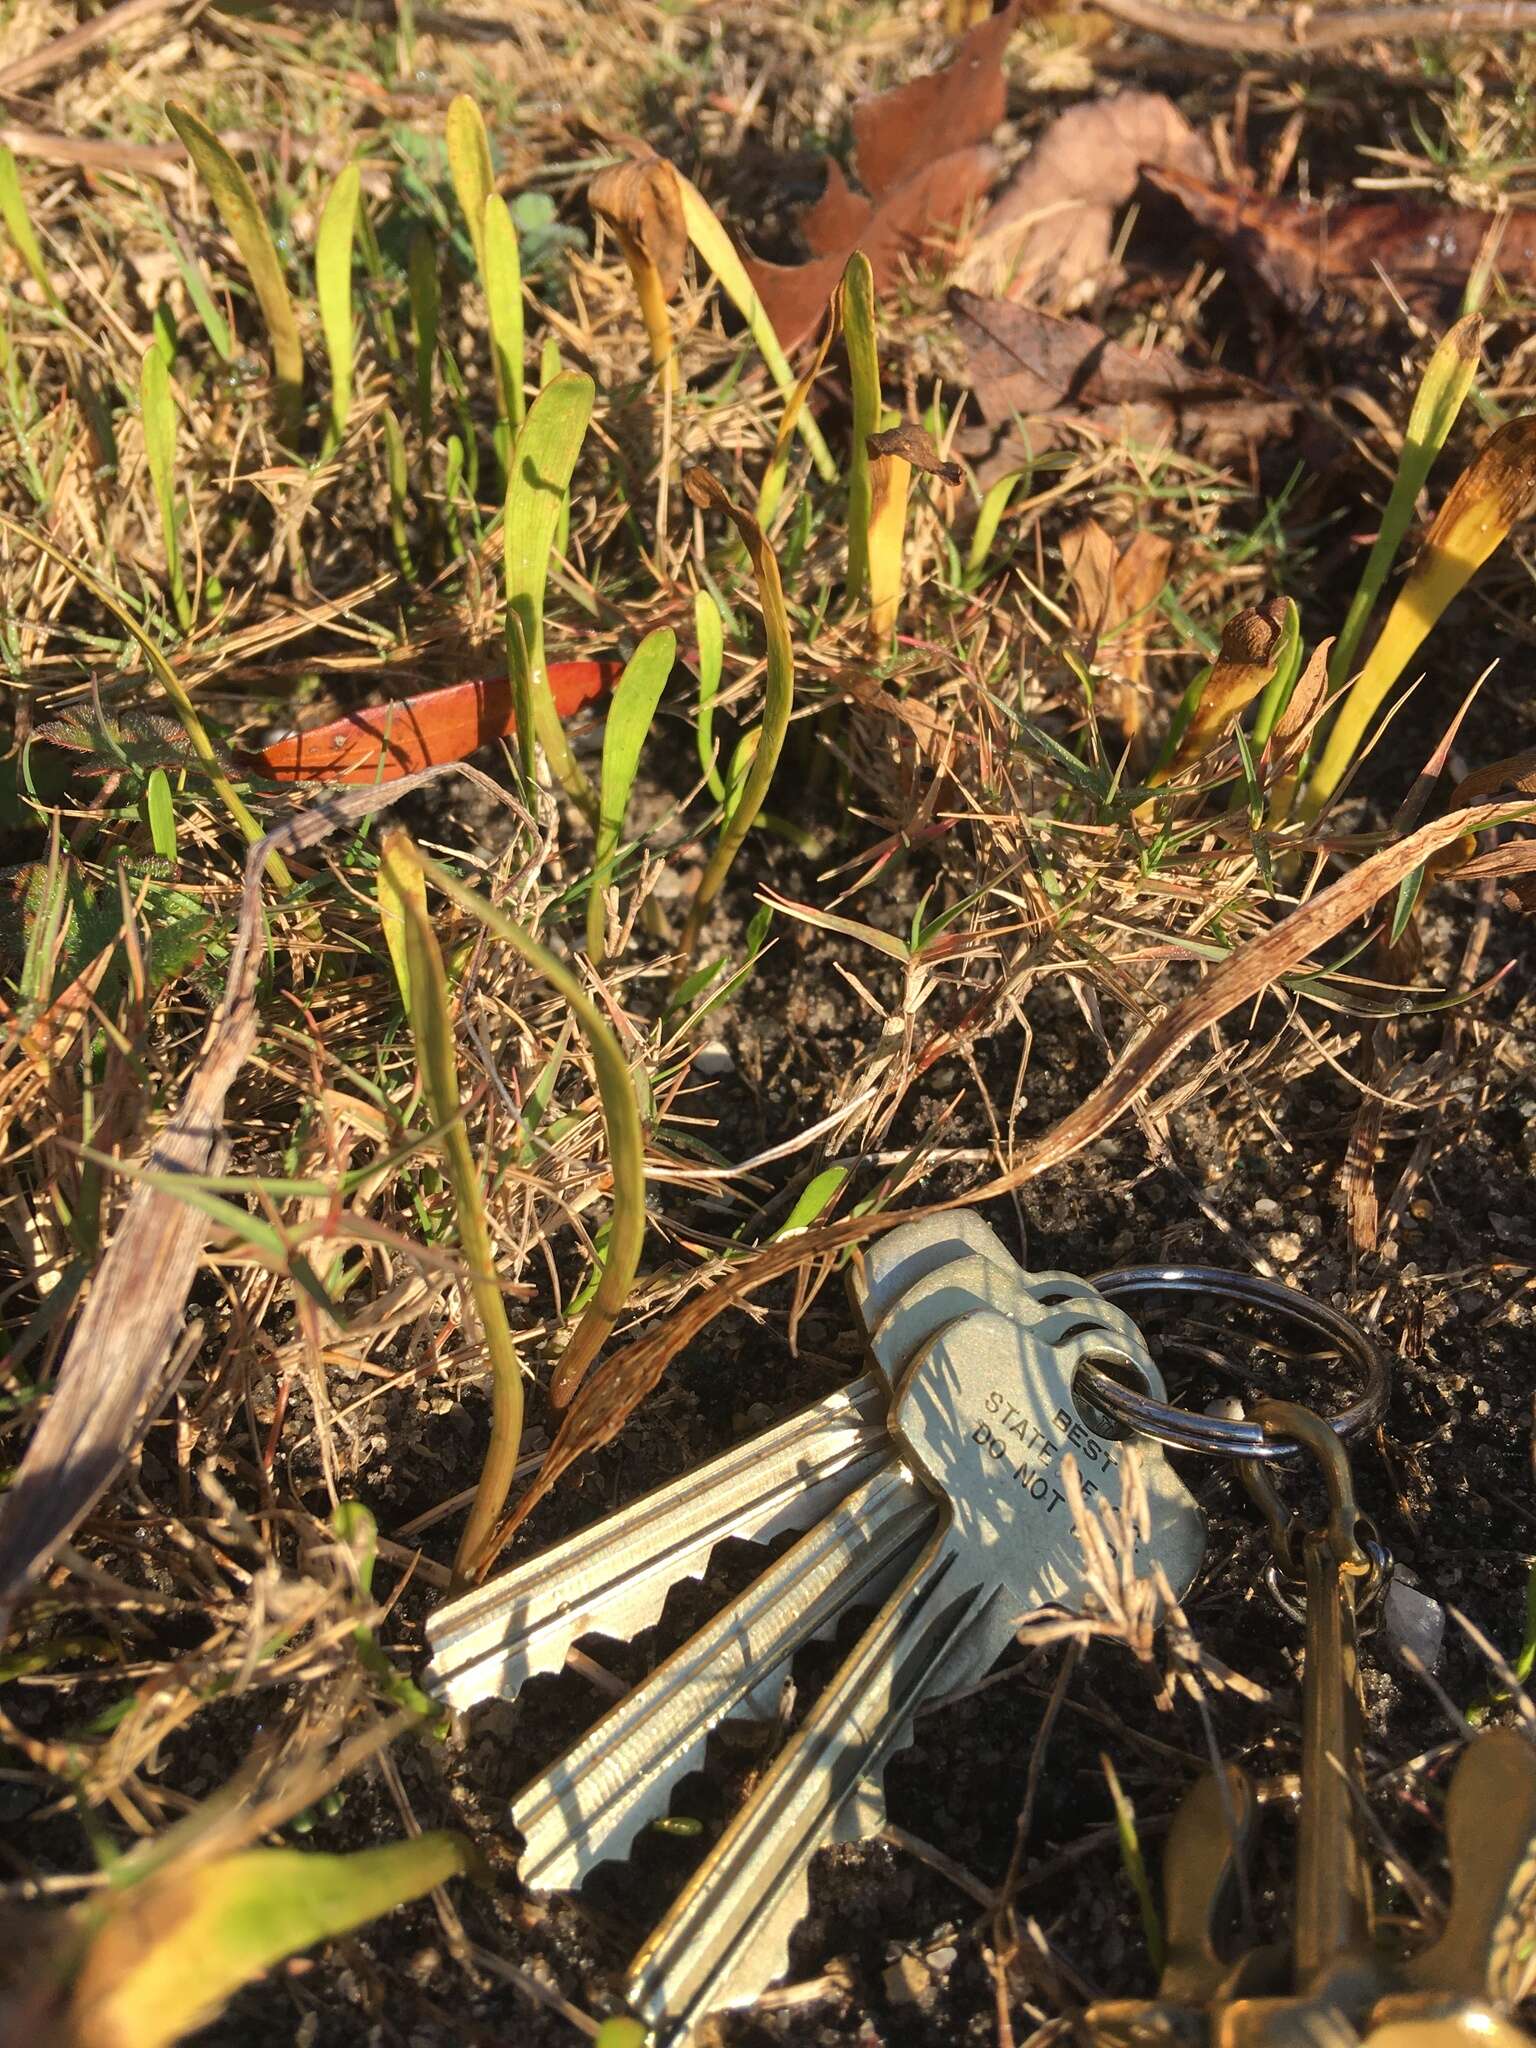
1148, 164, 1536, 312
949, 288, 1295, 469
866, 421, 964, 482
589, 153, 687, 295
745, 3, 1022, 352
959, 90, 1212, 301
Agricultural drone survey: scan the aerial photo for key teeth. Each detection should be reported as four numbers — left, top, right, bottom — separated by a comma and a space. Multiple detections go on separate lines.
517, 1740, 704, 1893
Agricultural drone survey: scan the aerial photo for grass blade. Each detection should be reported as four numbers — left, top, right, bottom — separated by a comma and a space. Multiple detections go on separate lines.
381, 404, 414, 578
673, 171, 837, 483
140, 346, 190, 630
378, 830, 523, 1589
445, 93, 494, 277
145, 767, 178, 863
0, 145, 62, 312
589, 156, 684, 392
166, 103, 303, 441
503, 370, 596, 815
587, 626, 675, 964
483, 191, 525, 434
678, 467, 794, 968
401, 845, 649, 1503
843, 251, 879, 601
315, 160, 361, 449
62, 1835, 474, 2048
695, 586, 725, 800
407, 223, 439, 433
1329, 314, 1482, 691
1304, 413, 1536, 821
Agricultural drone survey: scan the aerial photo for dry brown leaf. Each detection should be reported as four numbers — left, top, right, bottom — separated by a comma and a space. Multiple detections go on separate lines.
866, 421, 964, 481
1148, 164, 1536, 312
959, 91, 1212, 301
745, 4, 1022, 352
949, 289, 1296, 471
589, 153, 687, 295
1062, 520, 1172, 738
1268, 637, 1333, 755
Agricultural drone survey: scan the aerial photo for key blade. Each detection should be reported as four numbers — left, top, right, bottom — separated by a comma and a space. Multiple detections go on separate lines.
425, 1375, 890, 1712
513, 1464, 936, 1892
625, 1547, 994, 2035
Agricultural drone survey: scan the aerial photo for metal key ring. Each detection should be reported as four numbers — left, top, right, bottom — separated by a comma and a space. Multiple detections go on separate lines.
1072, 1265, 1389, 1461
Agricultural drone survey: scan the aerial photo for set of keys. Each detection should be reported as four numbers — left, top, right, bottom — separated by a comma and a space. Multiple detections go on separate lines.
424, 1213, 1536, 2045
427, 1213, 1207, 2034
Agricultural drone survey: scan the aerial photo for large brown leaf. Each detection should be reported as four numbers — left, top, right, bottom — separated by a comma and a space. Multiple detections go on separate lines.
958, 91, 1212, 301
746, 4, 1022, 352
950, 288, 1295, 469
1149, 164, 1536, 310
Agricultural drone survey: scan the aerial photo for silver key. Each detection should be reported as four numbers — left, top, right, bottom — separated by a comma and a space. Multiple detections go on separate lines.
625, 1307, 1206, 2037
429, 1216, 1047, 1713
508, 1258, 1162, 1882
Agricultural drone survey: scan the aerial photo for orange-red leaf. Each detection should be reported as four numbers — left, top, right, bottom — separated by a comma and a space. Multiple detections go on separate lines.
247, 661, 620, 784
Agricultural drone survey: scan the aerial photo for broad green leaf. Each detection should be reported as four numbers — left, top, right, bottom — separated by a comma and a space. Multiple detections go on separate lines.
139, 347, 190, 630
445, 93, 494, 276
775, 1165, 848, 1239
0, 145, 62, 311
404, 844, 647, 1438
842, 252, 879, 602
694, 586, 725, 800
483, 191, 525, 431
407, 223, 439, 432
379, 831, 523, 1584
63, 1835, 474, 2048
315, 161, 361, 447
145, 769, 178, 864
503, 371, 596, 814
166, 103, 303, 440
586, 627, 675, 963
1330, 314, 1482, 691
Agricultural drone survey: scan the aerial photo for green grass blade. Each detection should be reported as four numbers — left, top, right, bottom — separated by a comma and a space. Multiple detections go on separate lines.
445, 93, 494, 276
587, 626, 675, 964
0, 146, 63, 312
966, 467, 1028, 582
315, 161, 361, 449
405, 846, 649, 1501
842, 252, 879, 602
407, 224, 439, 433
64, 1836, 474, 2048
504, 370, 596, 815
140, 346, 190, 630
145, 768, 178, 863
379, 831, 524, 1588
166, 103, 303, 441
694, 586, 725, 800
678, 469, 793, 969
381, 404, 414, 578
483, 192, 525, 433
1329, 314, 1482, 691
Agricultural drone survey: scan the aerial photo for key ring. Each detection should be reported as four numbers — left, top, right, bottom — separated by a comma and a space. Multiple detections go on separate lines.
1073, 1265, 1389, 1462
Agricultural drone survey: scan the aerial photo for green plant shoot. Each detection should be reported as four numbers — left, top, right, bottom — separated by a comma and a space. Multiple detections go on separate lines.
404, 848, 649, 1441
842, 252, 880, 602
678, 468, 794, 968
57, 1835, 474, 2048
378, 830, 523, 1589
166, 103, 303, 441
695, 586, 725, 801
503, 371, 597, 816
315, 161, 361, 449
483, 191, 525, 435
1329, 315, 1482, 691
0, 145, 63, 312
407, 224, 439, 433
587, 627, 675, 965
140, 347, 190, 630
445, 93, 494, 277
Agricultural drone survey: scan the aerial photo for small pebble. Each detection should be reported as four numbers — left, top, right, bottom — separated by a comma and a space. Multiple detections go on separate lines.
1253, 1196, 1281, 1220
1267, 1232, 1303, 1265
1383, 1576, 1446, 1673
693, 1039, 734, 1077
